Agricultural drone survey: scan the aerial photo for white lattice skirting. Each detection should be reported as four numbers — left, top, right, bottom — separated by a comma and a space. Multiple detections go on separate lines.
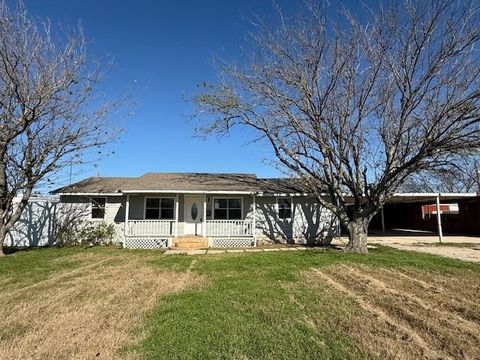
124, 237, 170, 249
209, 237, 255, 248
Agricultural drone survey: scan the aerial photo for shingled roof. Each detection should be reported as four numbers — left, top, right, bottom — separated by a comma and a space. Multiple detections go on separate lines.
256, 178, 308, 194
53, 173, 264, 193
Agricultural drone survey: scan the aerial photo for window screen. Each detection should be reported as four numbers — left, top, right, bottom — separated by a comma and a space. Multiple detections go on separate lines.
278, 198, 291, 220
145, 198, 175, 220
213, 198, 242, 220
91, 197, 106, 219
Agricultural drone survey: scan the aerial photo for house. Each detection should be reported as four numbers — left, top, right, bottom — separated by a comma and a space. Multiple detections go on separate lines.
53, 172, 338, 249
52, 172, 479, 249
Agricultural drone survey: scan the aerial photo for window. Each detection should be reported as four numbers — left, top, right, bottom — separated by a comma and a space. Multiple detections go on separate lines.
213, 198, 242, 220
145, 198, 174, 220
278, 198, 292, 220
91, 197, 106, 219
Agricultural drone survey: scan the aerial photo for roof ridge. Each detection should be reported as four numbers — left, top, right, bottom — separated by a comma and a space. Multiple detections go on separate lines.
141, 172, 257, 177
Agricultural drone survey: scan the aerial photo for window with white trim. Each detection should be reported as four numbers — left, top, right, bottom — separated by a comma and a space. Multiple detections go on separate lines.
213, 198, 242, 220
278, 198, 292, 220
91, 197, 106, 219
145, 198, 175, 220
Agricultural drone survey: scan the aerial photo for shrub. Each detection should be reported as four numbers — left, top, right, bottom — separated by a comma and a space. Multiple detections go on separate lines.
54, 222, 80, 247
79, 222, 116, 246
54, 217, 83, 247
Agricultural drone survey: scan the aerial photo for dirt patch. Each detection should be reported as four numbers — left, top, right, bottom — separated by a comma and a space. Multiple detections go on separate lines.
353, 235, 480, 262
386, 243, 480, 263
302, 264, 480, 360
0, 257, 206, 359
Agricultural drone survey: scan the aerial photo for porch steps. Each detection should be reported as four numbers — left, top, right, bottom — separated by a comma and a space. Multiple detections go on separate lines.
172, 236, 208, 249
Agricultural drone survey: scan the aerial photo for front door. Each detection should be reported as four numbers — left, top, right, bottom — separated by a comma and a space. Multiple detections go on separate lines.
184, 196, 204, 235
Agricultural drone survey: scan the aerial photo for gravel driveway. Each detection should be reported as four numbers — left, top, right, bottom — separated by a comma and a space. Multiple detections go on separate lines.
335, 234, 480, 263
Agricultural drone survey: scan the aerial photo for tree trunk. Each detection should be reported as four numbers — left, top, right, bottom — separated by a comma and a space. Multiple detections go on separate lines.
344, 218, 369, 254
0, 227, 6, 256
317, 234, 333, 246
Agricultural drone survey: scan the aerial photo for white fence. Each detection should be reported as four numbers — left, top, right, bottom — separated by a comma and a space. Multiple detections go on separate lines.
6, 196, 59, 247
206, 220, 253, 237
126, 220, 175, 237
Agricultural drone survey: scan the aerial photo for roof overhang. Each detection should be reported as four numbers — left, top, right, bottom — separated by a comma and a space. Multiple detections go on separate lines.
58, 191, 477, 202
58, 192, 124, 196
120, 190, 255, 195
256, 192, 324, 197
385, 192, 477, 203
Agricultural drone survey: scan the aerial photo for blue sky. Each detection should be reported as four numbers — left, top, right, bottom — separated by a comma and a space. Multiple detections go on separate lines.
17, 0, 363, 186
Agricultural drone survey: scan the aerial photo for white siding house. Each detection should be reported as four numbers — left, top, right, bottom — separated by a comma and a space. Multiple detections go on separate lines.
7, 174, 475, 249
53, 173, 340, 249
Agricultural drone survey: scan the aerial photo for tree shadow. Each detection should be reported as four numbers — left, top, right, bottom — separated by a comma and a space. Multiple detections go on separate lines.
6, 201, 58, 247
256, 199, 338, 245
5, 199, 90, 248
293, 200, 338, 246
210, 174, 339, 246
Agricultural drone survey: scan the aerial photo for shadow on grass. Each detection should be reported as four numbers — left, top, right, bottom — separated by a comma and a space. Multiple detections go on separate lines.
3, 246, 52, 255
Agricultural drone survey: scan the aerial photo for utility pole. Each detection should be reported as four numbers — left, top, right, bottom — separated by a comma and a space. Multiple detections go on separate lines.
380, 207, 386, 233
436, 193, 443, 243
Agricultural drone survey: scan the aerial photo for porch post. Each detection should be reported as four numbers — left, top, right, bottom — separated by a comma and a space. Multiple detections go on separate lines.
252, 193, 257, 247
380, 207, 385, 233
291, 195, 294, 242
203, 194, 207, 237
124, 194, 130, 248
174, 194, 179, 238
436, 193, 443, 243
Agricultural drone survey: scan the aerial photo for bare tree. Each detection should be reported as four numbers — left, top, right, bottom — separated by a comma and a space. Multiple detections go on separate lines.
193, 0, 480, 253
0, 1, 119, 255
403, 156, 480, 193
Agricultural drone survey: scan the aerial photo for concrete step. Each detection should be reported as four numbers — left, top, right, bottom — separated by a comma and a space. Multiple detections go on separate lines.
174, 237, 207, 243
173, 236, 208, 249
174, 244, 207, 249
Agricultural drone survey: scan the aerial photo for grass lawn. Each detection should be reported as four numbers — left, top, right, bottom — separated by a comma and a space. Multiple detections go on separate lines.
0, 246, 479, 359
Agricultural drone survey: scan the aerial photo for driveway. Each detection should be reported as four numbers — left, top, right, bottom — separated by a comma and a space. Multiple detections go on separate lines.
335, 234, 480, 263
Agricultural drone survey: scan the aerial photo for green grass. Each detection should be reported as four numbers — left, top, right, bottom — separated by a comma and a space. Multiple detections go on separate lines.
1, 245, 479, 359
0, 246, 165, 289
132, 247, 480, 359
0, 247, 85, 287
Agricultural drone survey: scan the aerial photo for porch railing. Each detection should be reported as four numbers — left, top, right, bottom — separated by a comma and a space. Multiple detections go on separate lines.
206, 220, 253, 237
126, 220, 175, 237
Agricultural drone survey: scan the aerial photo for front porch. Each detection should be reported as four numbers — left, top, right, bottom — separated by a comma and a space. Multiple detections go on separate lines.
124, 219, 255, 248
123, 192, 257, 249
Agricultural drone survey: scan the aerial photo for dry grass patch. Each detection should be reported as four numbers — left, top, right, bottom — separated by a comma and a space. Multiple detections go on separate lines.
0, 254, 206, 359
352, 264, 480, 323
301, 264, 480, 360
